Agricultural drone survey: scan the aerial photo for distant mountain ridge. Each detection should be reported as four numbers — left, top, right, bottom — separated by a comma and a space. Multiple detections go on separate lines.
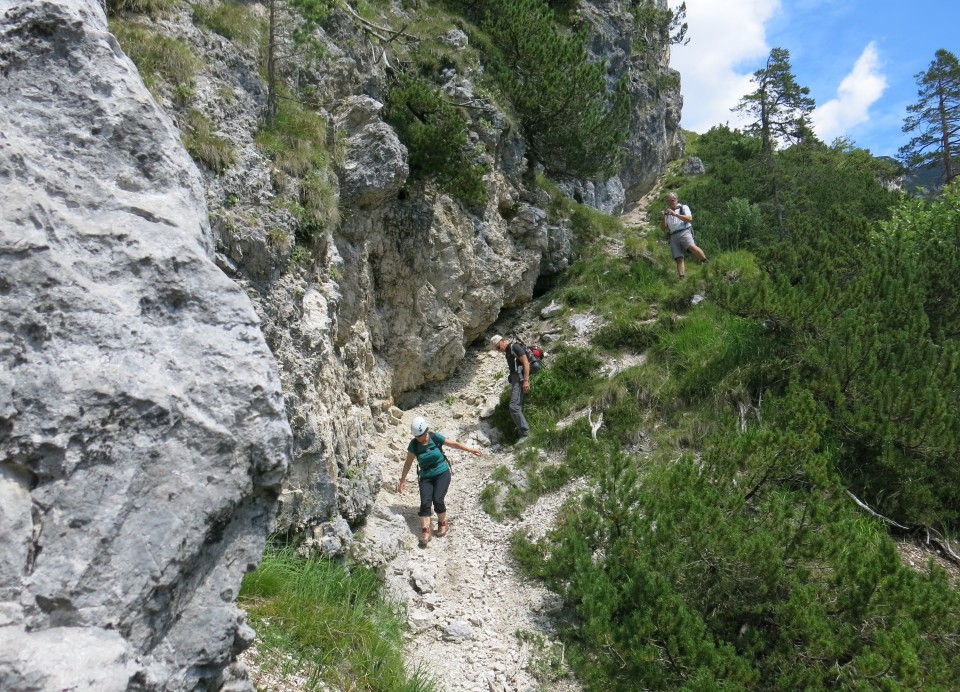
877, 155, 947, 194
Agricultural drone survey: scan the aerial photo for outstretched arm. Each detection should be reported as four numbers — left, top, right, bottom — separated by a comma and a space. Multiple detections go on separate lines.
445, 439, 482, 456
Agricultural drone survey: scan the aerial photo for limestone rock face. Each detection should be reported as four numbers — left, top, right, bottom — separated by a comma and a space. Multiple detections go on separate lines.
170, 3, 574, 541
0, 1, 291, 689
684, 155, 706, 176
35, 0, 680, 567
580, 0, 684, 206
0, 0, 681, 683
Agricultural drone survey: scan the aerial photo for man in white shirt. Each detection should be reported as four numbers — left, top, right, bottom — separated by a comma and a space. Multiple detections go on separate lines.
661, 192, 708, 278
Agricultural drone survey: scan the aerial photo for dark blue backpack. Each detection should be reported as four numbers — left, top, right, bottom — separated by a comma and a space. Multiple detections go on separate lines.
514, 339, 545, 374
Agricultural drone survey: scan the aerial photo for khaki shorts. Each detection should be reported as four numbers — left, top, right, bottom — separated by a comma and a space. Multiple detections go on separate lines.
670, 229, 696, 259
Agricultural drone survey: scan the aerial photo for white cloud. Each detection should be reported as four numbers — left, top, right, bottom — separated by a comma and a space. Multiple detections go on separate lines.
670, 0, 782, 133
810, 42, 888, 143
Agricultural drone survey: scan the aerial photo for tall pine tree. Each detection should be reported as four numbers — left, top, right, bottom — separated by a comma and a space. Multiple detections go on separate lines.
733, 47, 815, 153
899, 48, 960, 185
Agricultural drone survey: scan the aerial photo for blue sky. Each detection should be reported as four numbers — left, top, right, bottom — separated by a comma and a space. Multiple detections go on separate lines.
670, 0, 960, 158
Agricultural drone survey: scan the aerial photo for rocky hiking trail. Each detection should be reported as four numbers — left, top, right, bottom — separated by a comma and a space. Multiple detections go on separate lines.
367, 191, 667, 692
368, 332, 581, 692
243, 191, 666, 691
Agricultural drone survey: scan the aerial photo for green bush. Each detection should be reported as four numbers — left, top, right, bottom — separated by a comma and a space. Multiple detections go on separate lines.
710, 198, 960, 527
521, 444, 960, 689
525, 347, 602, 415
384, 72, 488, 209
708, 196, 765, 250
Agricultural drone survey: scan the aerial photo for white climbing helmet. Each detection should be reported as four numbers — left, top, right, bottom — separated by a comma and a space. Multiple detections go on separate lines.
411, 416, 429, 437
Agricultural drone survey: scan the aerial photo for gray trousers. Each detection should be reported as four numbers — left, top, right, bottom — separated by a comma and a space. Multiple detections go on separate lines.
509, 380, 530, 434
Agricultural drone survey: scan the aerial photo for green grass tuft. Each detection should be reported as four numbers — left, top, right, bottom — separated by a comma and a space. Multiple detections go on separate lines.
256, 98, 340, 246
240, 545, 436, 692
181, 109, 235, 173
107, 0, 178, 16
111, 20, 198, 93
191, 1, 261, 48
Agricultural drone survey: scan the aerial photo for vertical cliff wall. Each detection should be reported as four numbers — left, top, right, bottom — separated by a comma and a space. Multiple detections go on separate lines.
0, 0, 291, 688
566, 0, 684, 210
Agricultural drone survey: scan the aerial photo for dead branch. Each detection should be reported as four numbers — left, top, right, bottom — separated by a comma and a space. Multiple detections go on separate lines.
845, 490, 911, 531
442, 97, 498, 113
846, 490, 960, 568
587, 406, 603, 442
922, 526, 960, 566
341, 1, 419, 42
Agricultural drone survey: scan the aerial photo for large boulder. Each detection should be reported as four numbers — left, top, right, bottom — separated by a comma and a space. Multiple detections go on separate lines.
335, 96, 409, 209
0, 0, 291, 688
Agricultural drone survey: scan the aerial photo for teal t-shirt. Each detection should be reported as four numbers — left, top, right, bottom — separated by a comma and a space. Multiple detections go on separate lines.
407, 432, 449, 478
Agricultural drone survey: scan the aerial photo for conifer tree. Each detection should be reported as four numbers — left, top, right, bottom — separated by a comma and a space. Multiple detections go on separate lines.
481, 0, 632, 180
899, 48, 960, 185
733, 47, 815, 152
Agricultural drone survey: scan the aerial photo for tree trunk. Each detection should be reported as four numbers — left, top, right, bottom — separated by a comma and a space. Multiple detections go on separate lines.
267, 0, 278, 124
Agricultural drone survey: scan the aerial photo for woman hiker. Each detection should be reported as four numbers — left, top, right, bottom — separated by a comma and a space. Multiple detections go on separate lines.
399, 416, 482, 547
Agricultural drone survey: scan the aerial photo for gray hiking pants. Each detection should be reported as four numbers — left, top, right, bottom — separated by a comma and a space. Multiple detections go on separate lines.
509, 381, 530, 436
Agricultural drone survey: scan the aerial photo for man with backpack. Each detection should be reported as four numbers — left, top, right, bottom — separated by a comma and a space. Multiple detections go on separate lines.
661, 192, 708, 278
489, 335, 532, 441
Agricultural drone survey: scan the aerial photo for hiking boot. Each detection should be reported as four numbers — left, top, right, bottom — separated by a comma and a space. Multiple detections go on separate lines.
435, 519, 449, 537
419, 526, 432, 548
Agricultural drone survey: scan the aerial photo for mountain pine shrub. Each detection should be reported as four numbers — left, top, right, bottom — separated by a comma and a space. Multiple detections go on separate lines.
383, 72, 488, 209
522, 432, 960, 689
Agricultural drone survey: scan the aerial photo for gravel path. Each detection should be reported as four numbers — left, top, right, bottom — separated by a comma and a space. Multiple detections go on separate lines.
371, 187, 670, 691
368, 334, 582, 692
